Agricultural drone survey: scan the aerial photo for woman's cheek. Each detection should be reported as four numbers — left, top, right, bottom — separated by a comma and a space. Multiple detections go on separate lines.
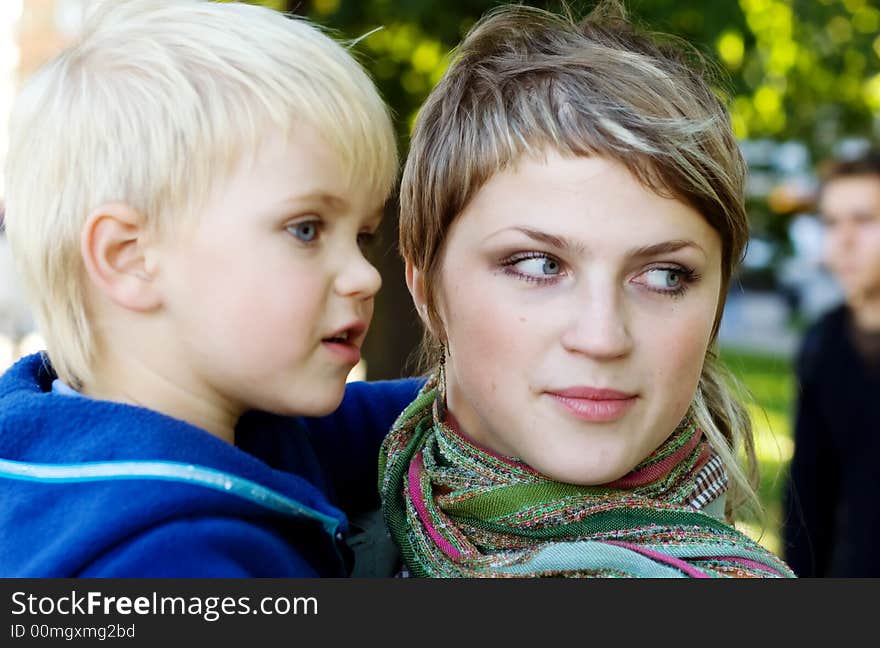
659, 312, 713, 402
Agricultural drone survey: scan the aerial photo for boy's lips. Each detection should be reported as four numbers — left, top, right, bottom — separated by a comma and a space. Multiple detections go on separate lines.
321, 321, 367, 365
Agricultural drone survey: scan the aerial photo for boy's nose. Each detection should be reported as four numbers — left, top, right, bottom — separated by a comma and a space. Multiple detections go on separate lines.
334, 249, 382, 299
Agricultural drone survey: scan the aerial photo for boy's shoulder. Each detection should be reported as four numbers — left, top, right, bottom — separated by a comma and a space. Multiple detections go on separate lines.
0, 354, 350, 577
0, 473, 347, 576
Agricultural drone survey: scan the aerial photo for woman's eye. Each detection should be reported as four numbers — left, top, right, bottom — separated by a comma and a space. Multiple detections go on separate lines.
642, 268, 683, 290
512, 255, 562, 277
287, 220, 320, 243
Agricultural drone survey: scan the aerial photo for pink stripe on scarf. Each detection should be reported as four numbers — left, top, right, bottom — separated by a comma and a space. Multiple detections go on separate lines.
608, 428, 703, 489
408, 451, 463, 560
709, 556, 786, 577
603, 540, 710, 578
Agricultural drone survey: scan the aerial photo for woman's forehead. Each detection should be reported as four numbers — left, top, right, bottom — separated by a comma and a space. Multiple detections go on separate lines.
451, 153, 721, 257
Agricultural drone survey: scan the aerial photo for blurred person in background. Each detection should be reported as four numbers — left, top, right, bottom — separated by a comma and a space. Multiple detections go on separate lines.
783, 150, 880, 577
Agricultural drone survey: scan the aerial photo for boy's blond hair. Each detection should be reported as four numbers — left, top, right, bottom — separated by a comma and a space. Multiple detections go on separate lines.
4, 0, 397, 388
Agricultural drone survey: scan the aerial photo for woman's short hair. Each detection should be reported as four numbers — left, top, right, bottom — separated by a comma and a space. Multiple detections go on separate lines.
399, 0, 758, 518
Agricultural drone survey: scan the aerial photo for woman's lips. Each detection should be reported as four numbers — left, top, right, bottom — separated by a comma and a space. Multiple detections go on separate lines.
546, 387, 637, 422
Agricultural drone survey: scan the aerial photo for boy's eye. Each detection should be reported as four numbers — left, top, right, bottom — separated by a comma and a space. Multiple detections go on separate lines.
357, 231, 377, 251
287, 220, 320, 243
512, 255, 561, 277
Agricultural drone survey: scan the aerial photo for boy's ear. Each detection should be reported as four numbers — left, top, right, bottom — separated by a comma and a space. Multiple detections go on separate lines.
80, 203, 161, 312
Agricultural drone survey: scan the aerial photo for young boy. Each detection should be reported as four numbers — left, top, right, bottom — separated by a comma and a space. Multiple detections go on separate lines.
0, 0, 419, 576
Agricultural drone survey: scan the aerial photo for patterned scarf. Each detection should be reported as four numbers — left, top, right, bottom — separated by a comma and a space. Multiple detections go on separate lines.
379, 378, 794, 578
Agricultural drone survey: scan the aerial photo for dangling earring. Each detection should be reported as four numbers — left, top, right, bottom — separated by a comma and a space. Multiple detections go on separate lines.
437, 341, 448, 414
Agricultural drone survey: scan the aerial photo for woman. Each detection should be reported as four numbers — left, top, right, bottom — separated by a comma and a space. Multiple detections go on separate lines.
380, 1, 794, 577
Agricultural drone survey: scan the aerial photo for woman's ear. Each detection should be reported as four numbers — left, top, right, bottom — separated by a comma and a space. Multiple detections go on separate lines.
80, 202, 162, 312
405, 262, 430, 326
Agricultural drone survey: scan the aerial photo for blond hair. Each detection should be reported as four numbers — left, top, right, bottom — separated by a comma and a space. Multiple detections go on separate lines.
4, 0, 397, 388
399, 1, 759, 518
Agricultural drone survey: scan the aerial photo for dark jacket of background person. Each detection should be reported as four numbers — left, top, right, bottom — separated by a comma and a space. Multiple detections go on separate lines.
783, 305, 880, 577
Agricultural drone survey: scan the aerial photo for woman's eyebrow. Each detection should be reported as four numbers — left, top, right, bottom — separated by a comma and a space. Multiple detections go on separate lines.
628, 239, 707, 259
487, 226, 586, 254
486, 228, 705, 259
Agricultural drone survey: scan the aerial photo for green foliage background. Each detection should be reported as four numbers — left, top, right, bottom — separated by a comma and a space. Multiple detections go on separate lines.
243, 0, 880, 158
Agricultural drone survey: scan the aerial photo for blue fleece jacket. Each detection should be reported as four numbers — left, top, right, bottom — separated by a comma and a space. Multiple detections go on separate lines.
0, 353, 421, 577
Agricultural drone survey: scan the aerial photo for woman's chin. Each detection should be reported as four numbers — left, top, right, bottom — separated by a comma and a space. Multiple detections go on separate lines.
526, 453, 634, 486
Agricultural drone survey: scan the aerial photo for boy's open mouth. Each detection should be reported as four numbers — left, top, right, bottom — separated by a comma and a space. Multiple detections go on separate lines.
321, 322, 366, 365
321, 321, 367, 348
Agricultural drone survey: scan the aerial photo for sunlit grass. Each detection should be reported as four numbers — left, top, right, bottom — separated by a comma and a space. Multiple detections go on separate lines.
748, 404, 793, 464
719, 347, 794, 558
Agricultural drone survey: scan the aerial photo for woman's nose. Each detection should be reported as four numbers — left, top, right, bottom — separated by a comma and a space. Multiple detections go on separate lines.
559, 286, 633, 360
